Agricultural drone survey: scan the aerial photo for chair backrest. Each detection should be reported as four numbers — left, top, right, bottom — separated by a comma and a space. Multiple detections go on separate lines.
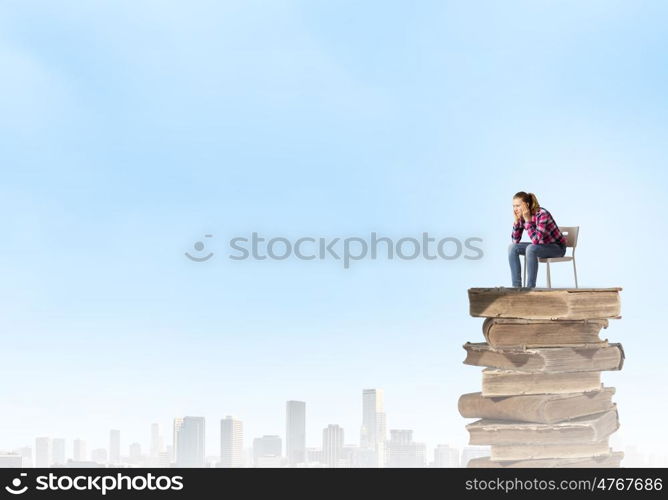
560, 226, 579, 249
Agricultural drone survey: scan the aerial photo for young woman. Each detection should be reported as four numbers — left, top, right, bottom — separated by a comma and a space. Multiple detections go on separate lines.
508, 191, 567, 288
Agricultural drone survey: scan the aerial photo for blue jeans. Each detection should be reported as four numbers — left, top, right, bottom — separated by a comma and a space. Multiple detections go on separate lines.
508, 243, 566, 288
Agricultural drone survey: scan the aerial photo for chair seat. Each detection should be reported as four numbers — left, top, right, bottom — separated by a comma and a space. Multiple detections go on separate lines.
538, 256, 573, 263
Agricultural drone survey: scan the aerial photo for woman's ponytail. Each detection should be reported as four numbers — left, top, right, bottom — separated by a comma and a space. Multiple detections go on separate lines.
513, 191, 541, 215
528, 192, 540, 214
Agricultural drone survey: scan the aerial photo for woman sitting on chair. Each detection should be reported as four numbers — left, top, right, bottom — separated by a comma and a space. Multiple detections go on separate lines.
508, 191, 567, 288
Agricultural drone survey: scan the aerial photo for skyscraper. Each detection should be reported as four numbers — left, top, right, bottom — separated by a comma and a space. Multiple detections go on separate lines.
150, 423, 161, 457
220, 416, 243, 468
286, 400, 305, 465
73, 438, 87, 462
109, 429, 121, 465
322, 425, 344, 467
360, 388, 387, 467
52, 438, 66, 466
172, 418, 183, 463
35, 437, 51, 468
175, 416, 205, 467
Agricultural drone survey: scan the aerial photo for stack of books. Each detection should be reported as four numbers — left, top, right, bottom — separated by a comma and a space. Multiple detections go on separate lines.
459, 287, 625, 468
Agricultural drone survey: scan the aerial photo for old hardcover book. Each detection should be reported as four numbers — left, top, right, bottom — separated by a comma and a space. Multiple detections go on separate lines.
491, 441, 611, 460
481, 369, 602, 396
467, 452, 623, 468
466, 407, 619, 445
482, 317, 609, 347
458, 387, 615, 424
468, 287, 622, 320
463, 342, 625, 373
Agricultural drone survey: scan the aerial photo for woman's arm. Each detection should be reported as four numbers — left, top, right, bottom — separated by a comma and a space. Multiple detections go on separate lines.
512, 219, 523, 243
524, 211, 549, 244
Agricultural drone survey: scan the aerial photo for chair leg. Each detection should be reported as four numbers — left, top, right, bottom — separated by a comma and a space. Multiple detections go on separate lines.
523, 255, 526, 287
573, 257, 578, 288
546, 261, 551, 288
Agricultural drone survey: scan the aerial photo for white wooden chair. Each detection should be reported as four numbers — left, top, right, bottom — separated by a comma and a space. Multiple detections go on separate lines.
523, 226, 579, 288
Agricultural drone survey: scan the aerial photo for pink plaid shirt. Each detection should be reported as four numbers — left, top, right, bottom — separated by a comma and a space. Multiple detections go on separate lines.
512, 207, 567, 246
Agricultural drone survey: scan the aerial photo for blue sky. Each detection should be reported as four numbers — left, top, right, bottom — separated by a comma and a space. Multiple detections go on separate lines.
1, 0, 667, 460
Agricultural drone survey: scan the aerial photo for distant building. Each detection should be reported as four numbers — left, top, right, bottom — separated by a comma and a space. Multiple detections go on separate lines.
322, 425, 344, 467
175, 416, 205, 467
0, 453, 22, 468
91, 448, 108, 465
157, 451, 171, 468
253, 435, 282, 467
337, 445, 359, 468
15, 447, 32, 468
305, 447, 322, 465
129, 442, 142, 464
172, 418, 183, 463
286, 401, 306, 465
109, 430, 121, 465
347, 446, 376, 468
220, 416, 243, 468
360, 389, 386, 467
433, 444, 459, 467
52, 439, 66, 466
35, 437, 51, 468
386, 430, 426, 468
73, 439, 87, 462
150, 423, 162, 458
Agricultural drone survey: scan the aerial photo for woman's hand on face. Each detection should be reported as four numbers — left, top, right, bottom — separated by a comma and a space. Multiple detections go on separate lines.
521, 202, 532, 221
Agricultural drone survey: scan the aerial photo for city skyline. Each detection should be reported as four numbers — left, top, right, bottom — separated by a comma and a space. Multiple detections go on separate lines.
3, 387, 665, 468
1, 388, 481, 468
